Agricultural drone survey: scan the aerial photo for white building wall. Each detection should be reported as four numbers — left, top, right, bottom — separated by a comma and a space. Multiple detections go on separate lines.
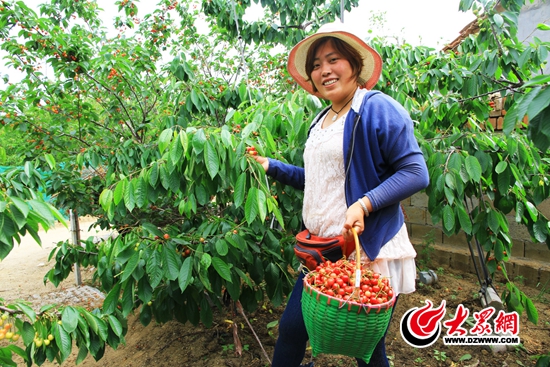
518, 0, 550, 74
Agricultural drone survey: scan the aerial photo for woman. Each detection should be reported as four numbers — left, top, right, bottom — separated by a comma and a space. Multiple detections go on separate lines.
253, 21, 429, 367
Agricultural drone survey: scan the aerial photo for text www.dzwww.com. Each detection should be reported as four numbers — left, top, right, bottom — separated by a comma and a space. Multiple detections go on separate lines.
443, 336, 520, 345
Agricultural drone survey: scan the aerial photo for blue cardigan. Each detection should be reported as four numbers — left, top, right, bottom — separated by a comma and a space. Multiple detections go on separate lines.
266, 91, 429, 260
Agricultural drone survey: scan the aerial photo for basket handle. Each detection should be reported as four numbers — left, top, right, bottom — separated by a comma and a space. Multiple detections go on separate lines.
350, 227, 362, 289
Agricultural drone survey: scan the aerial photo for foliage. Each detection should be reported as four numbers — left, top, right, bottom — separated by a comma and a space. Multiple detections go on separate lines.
0, 0, 549, 365
374, 0, 549, 323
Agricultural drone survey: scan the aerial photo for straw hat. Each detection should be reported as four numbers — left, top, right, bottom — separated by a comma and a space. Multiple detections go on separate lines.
287, 21, 382, 96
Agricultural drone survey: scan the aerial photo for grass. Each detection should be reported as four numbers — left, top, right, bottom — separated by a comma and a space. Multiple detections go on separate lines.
534, 279, 550, 303
416, 230, 436, 271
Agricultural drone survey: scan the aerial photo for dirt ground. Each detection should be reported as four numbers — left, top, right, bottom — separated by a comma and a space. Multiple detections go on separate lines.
1, 221, 549, 367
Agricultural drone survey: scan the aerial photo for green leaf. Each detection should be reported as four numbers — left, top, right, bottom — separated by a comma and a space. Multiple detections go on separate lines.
149, 162, 159, 187
95, 316, 109, 341
526, 86, 550, 121
497, 167, 511, 195
178, 257, 193, 292
113, 178, 128, 206
107, 315, 124, 337
443, 205, 455, 232
45, 154, 56, 169
134, 177, 147, 209
142, 222, 164, 239
158, 128, 173, 154
192, 129, 207, 154
170, 137, 184, 164
212, 257, 232, 282
122, 251, 140, 282
21, 321, 35, 345
522, 74, 550, 88
528, 104, 550, 152
495, 161, 508, 174
234, 173, 246, 208
162, 247, 180, 281
226, 272, 241, 300
533, 217, 548, 243
14, 302, 36, 322
123, 179, 136, 212
179, 130, 189, 155
488, 210, 500, 234
61, 306, 79, 333
147, 251, 163, 288
191, 88, 199, 107
24, 161, 34, 178
103, 282, 121, 314
199, 252, 212, 269
457, 206, 472, 235
204, 140, 219, 179
493, 13, 504, 28
245, 187, 259, 224
80, 311, 100, 339
524, 201, 539, 222
121, 284, 135, 317
53, 321, 72, 361
465, 155, 481, 182
257, 189, 267, 223
444, 173, 456, 190
99, 189, 113, 212
28, 199, 55, 224
524, 296, 539, 324
4, 345, 27, 363
215, 239, 229, 256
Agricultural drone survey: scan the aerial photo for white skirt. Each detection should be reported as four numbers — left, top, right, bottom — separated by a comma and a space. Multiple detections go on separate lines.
348, 224, 417, 296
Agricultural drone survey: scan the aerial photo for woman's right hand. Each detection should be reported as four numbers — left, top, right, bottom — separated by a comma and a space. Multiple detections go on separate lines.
246, 146, 269, 172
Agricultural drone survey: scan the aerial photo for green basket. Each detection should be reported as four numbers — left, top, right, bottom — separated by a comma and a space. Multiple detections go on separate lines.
301, 274, 396, 363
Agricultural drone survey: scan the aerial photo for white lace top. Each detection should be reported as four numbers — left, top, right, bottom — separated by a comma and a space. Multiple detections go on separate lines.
301, 88, 417, 295
303, 111, 348, 238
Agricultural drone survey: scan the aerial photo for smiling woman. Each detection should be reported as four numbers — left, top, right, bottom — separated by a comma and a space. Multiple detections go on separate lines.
250, 20, 429, 367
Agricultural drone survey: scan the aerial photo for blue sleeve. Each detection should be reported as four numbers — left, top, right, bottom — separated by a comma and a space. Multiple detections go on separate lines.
365, 153, 429, 211
362, 94, 429, 210
266, 158, 305, 190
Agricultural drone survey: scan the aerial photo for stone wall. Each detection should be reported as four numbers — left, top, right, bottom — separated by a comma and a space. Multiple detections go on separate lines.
403, 192, 550, 288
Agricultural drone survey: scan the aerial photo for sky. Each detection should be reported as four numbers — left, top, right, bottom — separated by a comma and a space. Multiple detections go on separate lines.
347, 0, 475, 47
0, 0, 475, 88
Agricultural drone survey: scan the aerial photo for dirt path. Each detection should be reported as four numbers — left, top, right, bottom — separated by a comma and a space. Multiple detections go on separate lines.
0, 218, 112, 303
1, 221, 549, 367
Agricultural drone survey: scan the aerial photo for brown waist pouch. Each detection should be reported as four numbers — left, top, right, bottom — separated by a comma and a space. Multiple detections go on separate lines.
293, 229, 355, 270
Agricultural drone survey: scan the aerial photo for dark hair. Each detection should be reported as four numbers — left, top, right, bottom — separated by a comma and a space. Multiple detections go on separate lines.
305, 36, 364, 93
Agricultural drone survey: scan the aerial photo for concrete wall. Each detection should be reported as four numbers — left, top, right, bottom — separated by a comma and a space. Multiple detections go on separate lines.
403, 193, 550, 288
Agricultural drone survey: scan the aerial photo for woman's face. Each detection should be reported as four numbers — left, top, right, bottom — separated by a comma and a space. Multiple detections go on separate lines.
310, 39, 357, 104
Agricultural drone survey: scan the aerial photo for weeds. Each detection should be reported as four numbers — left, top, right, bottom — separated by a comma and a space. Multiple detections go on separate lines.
417, 231, 436, 271
433, 349, 447, 362
266, 320, 279, 339
514, 275, 526, 285
535, 279, 549, 303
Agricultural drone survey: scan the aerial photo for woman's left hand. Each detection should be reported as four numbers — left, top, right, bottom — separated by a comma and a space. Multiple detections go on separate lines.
342, 201, 365, 241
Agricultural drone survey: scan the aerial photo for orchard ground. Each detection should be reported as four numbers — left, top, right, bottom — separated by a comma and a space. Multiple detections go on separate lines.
1, 219, 549, 367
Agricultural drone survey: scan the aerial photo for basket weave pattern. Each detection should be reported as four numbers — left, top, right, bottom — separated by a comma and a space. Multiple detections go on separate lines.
300, 228, 395, 363
302, 277, 395, 363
